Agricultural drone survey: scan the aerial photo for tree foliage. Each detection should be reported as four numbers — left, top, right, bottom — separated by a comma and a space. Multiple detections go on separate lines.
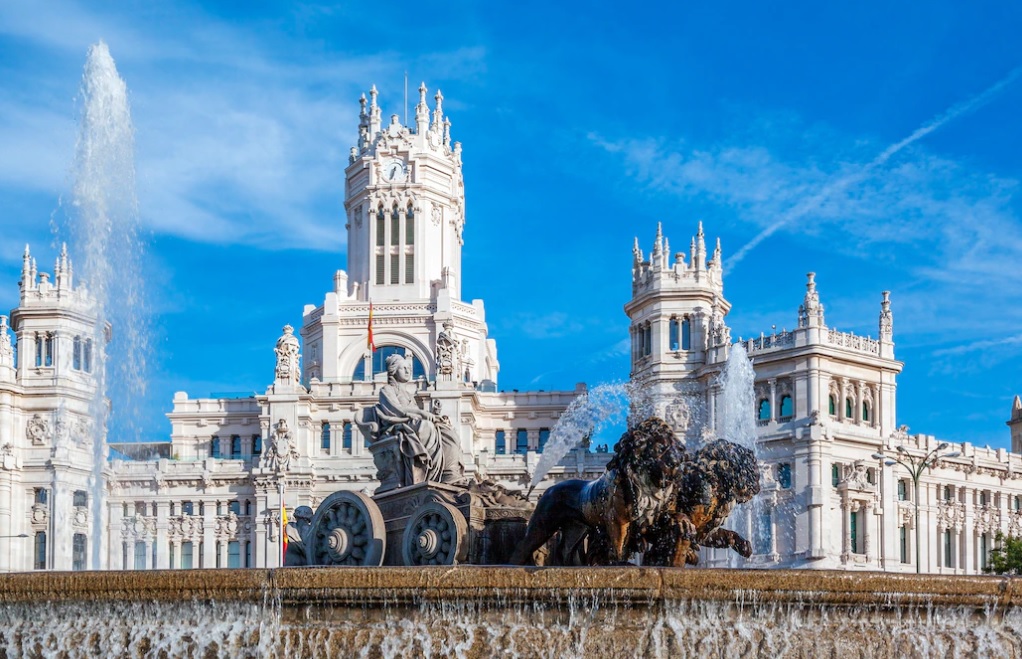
984, 532, 1022, 575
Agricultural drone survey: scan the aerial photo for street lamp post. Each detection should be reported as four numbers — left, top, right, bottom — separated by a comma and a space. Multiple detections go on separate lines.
873, 443, 961, 574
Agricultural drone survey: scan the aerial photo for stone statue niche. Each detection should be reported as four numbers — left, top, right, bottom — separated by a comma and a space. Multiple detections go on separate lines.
356, 354, 465, 493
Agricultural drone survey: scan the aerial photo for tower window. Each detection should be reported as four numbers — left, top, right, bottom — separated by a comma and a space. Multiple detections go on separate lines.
343, 422, 353, 452
643, 323, 652, 357
757, 399, 771, 422
73, 336, 82, 370
375, 253, 385, 285
376, 208, 385, 246
34, 334, 42, 367
669, 318, 679, 351
83, 339, 92, 372
516, 429, 529, 454
681, 318, 691, 350
390, 205, 400, 247
34, 532, 47, 570
390, 253, 400, 284
778, 395, 793, 419
353, 346, 426, 381
321, 423, 331, 452
405, 253, 414, 284
44, 334, 53, 367
405, 205, 414, 245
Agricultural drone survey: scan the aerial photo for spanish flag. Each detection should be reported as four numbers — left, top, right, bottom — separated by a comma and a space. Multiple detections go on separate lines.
282, 504, 288, 559
367, 301, 375, 352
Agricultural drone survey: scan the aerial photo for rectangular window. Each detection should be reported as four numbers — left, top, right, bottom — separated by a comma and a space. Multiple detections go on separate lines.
152, 543, 157, 569
849, 511, 859, 554
122, 542, 128, 570
900, 527, 909, 564
73, 337, 82, 370
944, 530, 953, 568
228, 541, 241, 568
538, 428, 550, 452
34, 532, 46, 570
169, 543, 176, 569
245, 541, 252, 568
390, 211, 400, 247
897, 480, 907, 501
832, 464, 840, 487
44, 334, 53, 367
321, 423, 331, 451
34, 334, 42, 367
778, 464, 792, 489
83, 339, 92, 372
376, 214, 385, 246
755, 512, 772, 555
229, 500, 241, 515
405, 253, 414, 284
516, 429, 529, 454
405, 210, 414, 244
343, 422, 353, 452
34, 488, 48, 505
182, 501, 194, 516
669, 319, 679, 351
134, 541, 146, 569
199, 542, 204, 568
211, 436, 220, 458
495, 430, 505, 454
681, 318, 691, 350
230, 435, 242, 458
981, 533, 989, 570
375, 253, 385, 285
252, 435, 262, 456
73, 490, 87, 507
216, 542, 222, 569
390, 254, 400, 284
134, 501, 146, 515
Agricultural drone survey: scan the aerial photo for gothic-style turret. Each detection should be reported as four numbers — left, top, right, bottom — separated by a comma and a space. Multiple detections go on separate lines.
415, 82, 429, 135
1008, 396, 1022, 454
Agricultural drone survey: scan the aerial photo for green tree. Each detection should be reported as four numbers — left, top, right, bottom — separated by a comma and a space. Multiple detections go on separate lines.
984, 532, 1022, 575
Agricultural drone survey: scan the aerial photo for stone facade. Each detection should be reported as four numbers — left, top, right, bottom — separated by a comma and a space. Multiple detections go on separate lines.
1, 86, 1021, 574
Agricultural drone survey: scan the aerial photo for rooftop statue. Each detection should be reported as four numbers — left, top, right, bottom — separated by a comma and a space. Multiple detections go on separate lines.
274, 324, 301, 384
358, 354, 464, 491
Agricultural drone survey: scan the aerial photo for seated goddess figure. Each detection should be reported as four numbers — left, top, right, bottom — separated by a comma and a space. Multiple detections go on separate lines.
369, 353, 464, 486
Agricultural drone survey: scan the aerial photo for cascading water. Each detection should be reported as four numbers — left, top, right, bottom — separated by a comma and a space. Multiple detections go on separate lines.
62, 41, 150, 569
714, 343, 757, 450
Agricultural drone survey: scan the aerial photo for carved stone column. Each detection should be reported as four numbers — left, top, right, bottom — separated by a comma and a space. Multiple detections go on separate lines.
768, 379, 777, 422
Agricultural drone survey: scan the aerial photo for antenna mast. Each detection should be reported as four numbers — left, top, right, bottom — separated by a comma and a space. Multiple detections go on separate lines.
404, 72, 408, 126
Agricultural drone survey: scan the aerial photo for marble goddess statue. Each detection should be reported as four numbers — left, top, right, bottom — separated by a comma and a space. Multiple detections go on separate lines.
370, 353, 464, 485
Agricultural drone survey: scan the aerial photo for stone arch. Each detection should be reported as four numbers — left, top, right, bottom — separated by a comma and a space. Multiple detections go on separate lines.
338, 330, 435, 381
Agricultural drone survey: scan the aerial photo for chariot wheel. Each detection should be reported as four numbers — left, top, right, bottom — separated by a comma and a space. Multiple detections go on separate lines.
308, 491, 386, 566
401, 501, 468, 566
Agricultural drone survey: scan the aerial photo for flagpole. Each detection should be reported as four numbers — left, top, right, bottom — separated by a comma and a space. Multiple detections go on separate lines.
278, 479, 285, 566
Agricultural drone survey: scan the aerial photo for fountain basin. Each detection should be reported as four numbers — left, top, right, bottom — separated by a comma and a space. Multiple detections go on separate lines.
0, 567, 1019, 657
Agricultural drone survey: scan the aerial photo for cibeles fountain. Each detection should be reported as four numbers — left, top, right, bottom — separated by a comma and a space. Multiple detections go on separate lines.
2, 44, 1022, 659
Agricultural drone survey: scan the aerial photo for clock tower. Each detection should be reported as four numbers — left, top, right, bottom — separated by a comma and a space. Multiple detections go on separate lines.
343, 83, 466, 301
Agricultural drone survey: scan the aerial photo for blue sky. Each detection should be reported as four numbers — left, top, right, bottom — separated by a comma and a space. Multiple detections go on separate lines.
1, 2, 1022, 449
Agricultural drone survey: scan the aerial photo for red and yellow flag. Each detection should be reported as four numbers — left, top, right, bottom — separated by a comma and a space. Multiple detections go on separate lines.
281, 504, 289, 558
367, 301, 375, 352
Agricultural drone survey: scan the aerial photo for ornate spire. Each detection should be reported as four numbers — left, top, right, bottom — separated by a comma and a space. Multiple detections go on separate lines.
797, 272, 825, 328
359, 92, 368, 121
1012, 395, 1022, 423
879, 290, 893, 341
695, 221, 706, 270
432, 89, 444, 132
632, 237, 643, 266
369, 84, 381, 133
415, 82, 429, 134
443, 116, 451, 146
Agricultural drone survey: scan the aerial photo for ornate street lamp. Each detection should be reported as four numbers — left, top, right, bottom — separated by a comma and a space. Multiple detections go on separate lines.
873, 443, 961, 574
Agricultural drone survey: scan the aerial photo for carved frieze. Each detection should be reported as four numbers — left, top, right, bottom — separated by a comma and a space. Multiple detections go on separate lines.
26, 414, 50, 446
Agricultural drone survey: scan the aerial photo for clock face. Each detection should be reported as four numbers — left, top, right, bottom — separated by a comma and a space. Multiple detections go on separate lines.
383, 158, 406, 183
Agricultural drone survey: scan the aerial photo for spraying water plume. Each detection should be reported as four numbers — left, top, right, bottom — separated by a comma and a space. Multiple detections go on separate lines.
63, 41, 151, 568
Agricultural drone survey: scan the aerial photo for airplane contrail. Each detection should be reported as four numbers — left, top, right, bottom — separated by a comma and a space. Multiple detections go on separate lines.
724, 65, 1022, 272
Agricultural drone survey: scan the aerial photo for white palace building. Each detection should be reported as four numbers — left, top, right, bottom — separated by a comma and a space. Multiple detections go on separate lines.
1, 85, 1021, 574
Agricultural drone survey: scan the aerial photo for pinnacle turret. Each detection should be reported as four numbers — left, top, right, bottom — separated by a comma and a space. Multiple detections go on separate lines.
415, 82, 429, 134
797, 272, 824, 328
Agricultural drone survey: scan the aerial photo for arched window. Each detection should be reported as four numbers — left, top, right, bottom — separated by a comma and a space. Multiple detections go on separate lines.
352, 345, 426, 381
405, 204, 415, 245
230, 435, 242, 458
779, 395, 793, 419
321, 423, 331, 451
376, 205, 385, 246
210, 436, 221, 458
343, 422, 353, 451
845, 398, 853, 418
252, 435, 262, 456
681, 317, 691, 350
669, 318, 679, 351
757, 399, 771, 421
829, 395, 836, 416
643, 323, 652, 356
390, 204, 400, 247
862, 402, 870, 422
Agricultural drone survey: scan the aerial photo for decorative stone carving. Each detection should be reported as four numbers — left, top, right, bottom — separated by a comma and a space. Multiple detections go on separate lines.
435, 321, 457, 379
879, 291, 893, 339
262, 419, 299, 472
31, 504, 47, 525
26, 414, 50, 446
0, 315, 11, 365
841, 461, 875, 493
431, 203, 442, 226
274, 325, 301, 384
